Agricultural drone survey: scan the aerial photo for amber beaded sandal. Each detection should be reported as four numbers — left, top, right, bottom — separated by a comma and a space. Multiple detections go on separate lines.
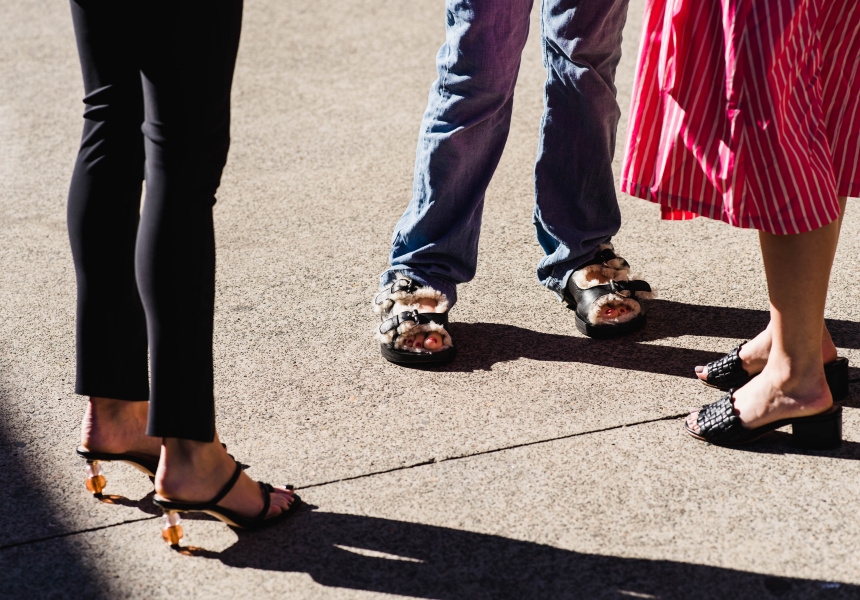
77, 447, 158, 496
152, 461, 299, 546
76, 443, 240, 497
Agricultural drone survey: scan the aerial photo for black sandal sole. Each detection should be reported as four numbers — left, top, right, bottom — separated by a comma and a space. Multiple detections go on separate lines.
574, 312, 647, 339
380, 343, 457, 365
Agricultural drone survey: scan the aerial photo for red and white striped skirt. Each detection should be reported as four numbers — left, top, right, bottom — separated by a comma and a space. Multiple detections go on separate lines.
621, 0, 860, 234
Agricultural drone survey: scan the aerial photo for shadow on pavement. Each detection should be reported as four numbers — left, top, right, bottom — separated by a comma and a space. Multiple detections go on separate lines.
184, 508, 856, 600
0, 380, 109, 599
435, 301, 860, 407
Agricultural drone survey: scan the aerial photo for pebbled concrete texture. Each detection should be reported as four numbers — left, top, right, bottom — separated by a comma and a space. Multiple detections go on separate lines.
1, 0, 860, 598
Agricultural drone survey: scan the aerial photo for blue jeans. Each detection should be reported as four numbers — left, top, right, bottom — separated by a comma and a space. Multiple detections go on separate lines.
381, 0, 628, 306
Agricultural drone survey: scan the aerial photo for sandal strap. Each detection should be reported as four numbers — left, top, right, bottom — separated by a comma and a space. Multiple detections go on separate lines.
567, 278, 651, 315
253, 482, 273, 524
374, 277, 420, 308
378, 309, 449, 338
208, 461, 244, 507
695, 391, 748, 444
704, 343, 750, 388
586, 247, 630, 270
609, 279, 651, 294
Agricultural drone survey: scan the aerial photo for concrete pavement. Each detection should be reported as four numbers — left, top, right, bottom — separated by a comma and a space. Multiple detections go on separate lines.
2, 1, 860, 598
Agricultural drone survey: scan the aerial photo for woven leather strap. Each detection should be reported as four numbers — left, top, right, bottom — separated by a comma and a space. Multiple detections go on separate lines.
695, 392, 749, 445
704, 343, 751, 389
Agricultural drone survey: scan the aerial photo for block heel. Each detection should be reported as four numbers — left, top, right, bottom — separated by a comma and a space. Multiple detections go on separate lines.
791, 405, 842, 450
825, 358, 850, 403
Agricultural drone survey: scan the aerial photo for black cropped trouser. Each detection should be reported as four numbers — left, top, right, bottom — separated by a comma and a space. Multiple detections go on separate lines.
67, 0, 243, 442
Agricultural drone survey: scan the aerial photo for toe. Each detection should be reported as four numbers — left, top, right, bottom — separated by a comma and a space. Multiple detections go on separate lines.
686, 411, 700, 432
411, 333, 426, 349
268, 487, 295, 517
423, 334, 443, 351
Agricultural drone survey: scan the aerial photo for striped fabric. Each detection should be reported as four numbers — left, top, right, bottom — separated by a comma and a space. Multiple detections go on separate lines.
621, 0, 860, 234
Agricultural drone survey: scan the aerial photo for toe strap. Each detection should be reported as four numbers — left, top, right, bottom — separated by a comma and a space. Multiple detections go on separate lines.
254, 482, 273, 523
567, 279, 649, 325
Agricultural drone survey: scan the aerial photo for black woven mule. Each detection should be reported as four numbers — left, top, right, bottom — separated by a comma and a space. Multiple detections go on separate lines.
699, 343, 850, 400
685, 391, 843, 449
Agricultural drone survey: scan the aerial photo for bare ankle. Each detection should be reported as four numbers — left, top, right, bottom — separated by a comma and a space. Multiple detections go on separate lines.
81, 397, 151, 451
156, 436, 234, 501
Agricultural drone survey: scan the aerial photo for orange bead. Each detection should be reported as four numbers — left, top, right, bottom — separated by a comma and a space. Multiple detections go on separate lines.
162, 525, 183, 546
85, 475, 106, 495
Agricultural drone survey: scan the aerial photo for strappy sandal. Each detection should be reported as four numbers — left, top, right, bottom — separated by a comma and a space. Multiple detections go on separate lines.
699, 342, 850, 400
152, 461, 299, 546
77, 443, 239, 498
562, 245, 653, 338
685, 391, 842, 449
77, 447, 158, 496
373, 276, 455, 365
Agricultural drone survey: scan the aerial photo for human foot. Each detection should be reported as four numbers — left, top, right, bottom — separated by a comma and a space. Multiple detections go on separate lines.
374, 276, 455, 364
695, 323, 838, 382
684, 364, 841, 448
155, 436, 295, 522
563, 245, 653, 337
80, 397, 162, 461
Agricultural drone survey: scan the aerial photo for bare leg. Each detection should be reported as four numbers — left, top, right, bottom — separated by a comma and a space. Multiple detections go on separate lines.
80, 397, 162, 459
688, 214, 839, 432
695, 196, 847, 380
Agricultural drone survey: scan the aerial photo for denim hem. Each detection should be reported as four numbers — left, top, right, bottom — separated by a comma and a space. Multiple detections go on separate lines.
379, 267, 458, 308
542, 238, 614, 300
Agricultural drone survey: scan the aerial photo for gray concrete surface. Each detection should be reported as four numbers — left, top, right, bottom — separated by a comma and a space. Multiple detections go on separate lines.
2, 1, 860, 599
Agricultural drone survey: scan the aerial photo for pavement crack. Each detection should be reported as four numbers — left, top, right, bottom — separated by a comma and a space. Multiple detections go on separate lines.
0, 515, 159, 551
0, 415, 688, 547
297, 413, 687, 490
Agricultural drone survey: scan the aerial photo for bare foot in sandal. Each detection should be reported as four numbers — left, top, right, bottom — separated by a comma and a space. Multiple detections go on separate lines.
564, 245, 653, 336
397, 298, 446, 351
156, 435, 295, 520
695, 322, 840, 383
373, 277, 455, 363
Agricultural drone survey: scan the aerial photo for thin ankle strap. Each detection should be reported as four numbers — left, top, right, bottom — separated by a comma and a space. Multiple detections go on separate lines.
208, 462, 243, 506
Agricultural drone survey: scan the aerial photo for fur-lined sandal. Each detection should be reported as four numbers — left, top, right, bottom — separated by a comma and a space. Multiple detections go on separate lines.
698, 343, 850, 400
373, 276, 455, 365
563, 245, 654, 338
685, 391, 842, 449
